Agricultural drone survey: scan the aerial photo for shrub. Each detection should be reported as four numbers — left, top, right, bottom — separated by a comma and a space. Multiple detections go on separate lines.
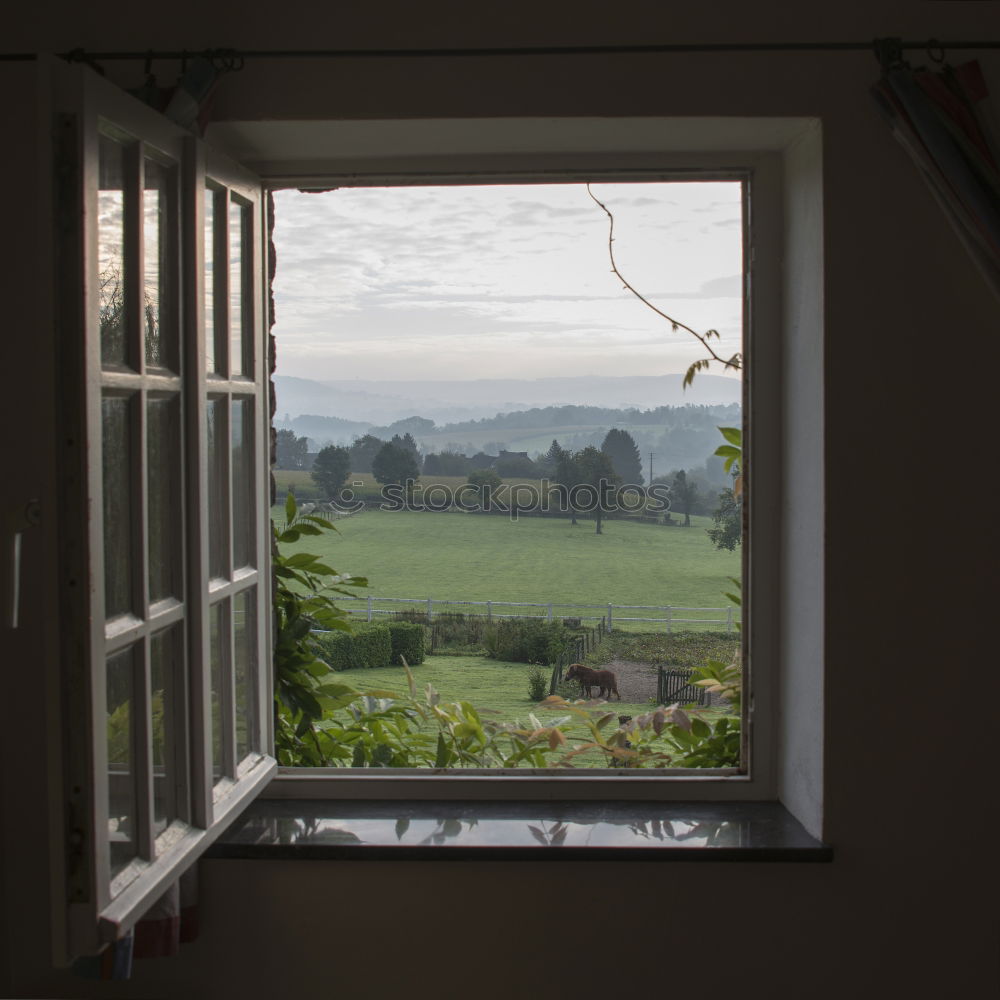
527, 664, 549, 702
484, 619, 568, 664
387, 621, 426, 666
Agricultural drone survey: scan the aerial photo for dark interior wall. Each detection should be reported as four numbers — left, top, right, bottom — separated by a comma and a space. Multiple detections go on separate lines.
4, 2, 1000, 997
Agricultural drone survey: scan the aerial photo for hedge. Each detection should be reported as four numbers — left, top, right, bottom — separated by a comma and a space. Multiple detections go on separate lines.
315, 624, 392, 671
354, 625, 392, 669
386, 621, 425, 666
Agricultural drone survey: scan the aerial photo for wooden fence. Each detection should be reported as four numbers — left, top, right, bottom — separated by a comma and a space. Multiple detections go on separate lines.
334, 595, 738, 634
656, 668, 711, 706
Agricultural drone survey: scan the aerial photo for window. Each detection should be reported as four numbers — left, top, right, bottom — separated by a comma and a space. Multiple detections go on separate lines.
210, 116, 811, 806
52, 62, 275, 954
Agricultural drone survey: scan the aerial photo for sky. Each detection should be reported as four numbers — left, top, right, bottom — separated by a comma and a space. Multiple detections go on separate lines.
271, 181, 744, 383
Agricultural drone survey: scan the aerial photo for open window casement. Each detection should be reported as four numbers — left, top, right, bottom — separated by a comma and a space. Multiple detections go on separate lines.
53, 62, 275, 957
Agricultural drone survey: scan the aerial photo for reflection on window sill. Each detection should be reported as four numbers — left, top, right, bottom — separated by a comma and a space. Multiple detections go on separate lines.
208, 800, 830, 861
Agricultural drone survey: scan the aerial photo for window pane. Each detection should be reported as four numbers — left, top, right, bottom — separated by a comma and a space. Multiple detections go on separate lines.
234, 589, 256, 762
143, 157, 177, 371
150, 626, 179, 837
210, 602, 225, 780
205, 186, 220, 373
106, 646, 136, 878
147, 395, 180, 603
98, 135, 127, 368
207, 397, 228, 579
102, 395, 133, 618
229, 197, 249, 377
231, 398, 254, 569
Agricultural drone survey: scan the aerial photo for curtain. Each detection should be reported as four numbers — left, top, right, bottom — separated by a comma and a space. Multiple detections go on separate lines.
872, 59, 1000, 300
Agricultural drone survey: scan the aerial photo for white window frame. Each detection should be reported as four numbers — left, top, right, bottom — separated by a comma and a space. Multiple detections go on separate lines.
51, 62, 276, 957
210, 118, 808, 806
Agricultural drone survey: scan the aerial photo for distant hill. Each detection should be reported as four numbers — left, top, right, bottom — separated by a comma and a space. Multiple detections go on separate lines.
274, 392, 741, 482
276, 413, 371, 445
274, 373, 741, 424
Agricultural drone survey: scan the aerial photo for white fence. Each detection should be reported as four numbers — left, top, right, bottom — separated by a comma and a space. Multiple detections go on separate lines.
334, 595, 738, 633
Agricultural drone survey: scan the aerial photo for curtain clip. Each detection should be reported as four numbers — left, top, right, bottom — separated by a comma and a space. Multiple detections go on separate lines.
873, 37, 905, 73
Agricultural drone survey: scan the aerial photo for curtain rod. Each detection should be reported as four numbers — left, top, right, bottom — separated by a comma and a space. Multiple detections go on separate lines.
1, 37, 1000, 63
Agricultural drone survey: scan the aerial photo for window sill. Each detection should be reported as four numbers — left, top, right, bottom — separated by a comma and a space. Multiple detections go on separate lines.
207, 799, 830, 862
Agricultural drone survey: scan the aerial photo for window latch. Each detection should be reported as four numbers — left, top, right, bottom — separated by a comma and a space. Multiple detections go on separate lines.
5, 500, 41, 629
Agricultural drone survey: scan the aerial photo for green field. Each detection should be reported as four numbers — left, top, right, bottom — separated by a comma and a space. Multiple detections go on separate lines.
275, 506, 740, 623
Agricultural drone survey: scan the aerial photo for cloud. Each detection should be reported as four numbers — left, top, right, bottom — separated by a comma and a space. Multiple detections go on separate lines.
270, 181, 744, 381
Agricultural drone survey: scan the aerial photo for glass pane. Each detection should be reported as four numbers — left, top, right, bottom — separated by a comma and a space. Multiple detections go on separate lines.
143, 158, 177, 370
210, 602, 225, 780
106, 646, 136, 878
150, 626, 179, 837
102, 395, 133, 618
205, 186, 219, 373
147, 396, 180, 602
229, 198, 249, 377
98, 135, 127, 368
207, 397, 228, 579
234, 589, 256, 762
231, 399, 254, 569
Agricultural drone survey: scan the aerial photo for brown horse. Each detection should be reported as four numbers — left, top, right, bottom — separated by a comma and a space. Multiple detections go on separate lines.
565, 663, 620, 700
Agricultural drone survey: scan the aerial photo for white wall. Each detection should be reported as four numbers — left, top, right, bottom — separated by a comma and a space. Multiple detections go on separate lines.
3, 2, 999, 996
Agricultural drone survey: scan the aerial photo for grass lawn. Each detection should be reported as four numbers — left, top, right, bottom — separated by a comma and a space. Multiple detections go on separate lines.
275, 507, 740, 624
331, 652, 722, 768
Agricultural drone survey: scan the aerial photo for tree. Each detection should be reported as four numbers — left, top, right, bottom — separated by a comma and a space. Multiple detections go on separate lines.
600, 428, 644, 485
536, 439, 566, 477
311, 445, 351, 499
706, 487, 742, 551
390, 432, 420, 462
669, 469, 701, 527
276, 429, 310, 470
552, 449, 583, 525
372, 442, 420, 486
349, 434, 384, 473
575, 445, 620, 534
467, 468, 502, 508
423, 450, 470, 476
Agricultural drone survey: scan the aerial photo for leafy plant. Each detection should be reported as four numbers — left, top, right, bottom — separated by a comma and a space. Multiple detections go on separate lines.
273, 492, 367, 764
714, 425, 743, 498
527, 664, 548, 702
304, 661, 574, 769
706, 488, 742, 551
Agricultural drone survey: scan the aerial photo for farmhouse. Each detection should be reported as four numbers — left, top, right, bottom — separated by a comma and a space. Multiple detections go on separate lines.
2, 2, 998, 998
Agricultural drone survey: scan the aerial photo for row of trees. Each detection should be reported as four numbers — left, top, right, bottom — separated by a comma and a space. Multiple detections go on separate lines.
287, 424, 740, 548
281, 423, 701, 486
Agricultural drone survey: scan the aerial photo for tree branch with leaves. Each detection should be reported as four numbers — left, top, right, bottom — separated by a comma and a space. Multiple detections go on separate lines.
586, 184, 742, 386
